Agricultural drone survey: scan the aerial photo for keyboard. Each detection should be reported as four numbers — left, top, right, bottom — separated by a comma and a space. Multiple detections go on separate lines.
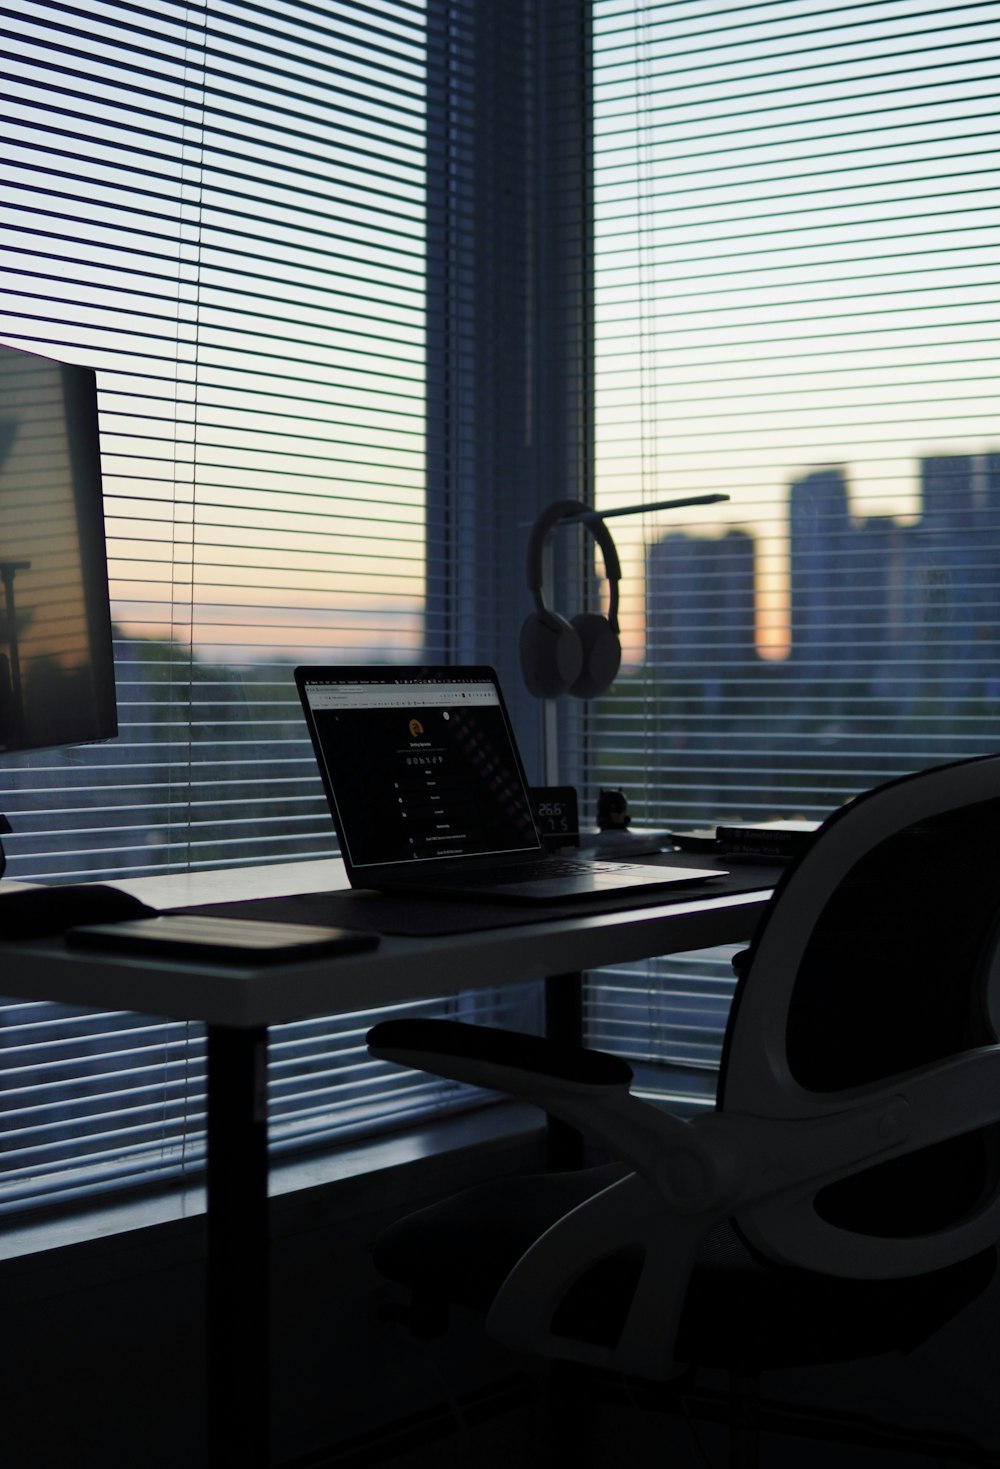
406, 856, 642, 888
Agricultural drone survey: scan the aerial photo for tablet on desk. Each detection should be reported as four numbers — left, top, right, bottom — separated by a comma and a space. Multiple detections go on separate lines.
66, 914, 380, 965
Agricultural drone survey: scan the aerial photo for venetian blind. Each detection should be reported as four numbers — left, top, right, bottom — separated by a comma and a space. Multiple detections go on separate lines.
584, 0, 1000, 1100
0, 0, 540, 1217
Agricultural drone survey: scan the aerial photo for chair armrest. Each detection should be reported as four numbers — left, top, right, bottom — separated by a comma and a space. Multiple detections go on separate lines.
368, 1018, 702, 1184
368, 1020, 939, 1219
368, 1018, 633, 1088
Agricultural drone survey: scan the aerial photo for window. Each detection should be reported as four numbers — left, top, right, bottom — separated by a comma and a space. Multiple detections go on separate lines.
584, 0, 1000, 1100
5, 0, 429, 877
0, 0, 547, 1217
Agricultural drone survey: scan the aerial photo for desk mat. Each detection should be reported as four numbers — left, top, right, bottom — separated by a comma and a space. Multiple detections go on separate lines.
174, 856, 777, 937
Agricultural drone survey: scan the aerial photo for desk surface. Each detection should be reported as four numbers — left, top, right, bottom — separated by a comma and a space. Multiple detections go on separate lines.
0, 858, 773, 1028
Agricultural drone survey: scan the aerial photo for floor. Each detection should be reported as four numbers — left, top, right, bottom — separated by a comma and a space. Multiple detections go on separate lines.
283, 1370, 1000, 1469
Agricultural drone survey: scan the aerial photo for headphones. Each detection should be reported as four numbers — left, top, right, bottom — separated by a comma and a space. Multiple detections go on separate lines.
520, 499, 622, 699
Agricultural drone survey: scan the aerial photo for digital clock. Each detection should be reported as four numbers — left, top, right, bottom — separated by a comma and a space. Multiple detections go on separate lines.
529, 785, 579, 850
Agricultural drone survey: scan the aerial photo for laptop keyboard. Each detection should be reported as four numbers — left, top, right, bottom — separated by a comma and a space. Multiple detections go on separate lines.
410, 856, 634, 887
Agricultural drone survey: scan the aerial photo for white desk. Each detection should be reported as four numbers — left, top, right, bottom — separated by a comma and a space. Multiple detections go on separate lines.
0, 859, 773, 1468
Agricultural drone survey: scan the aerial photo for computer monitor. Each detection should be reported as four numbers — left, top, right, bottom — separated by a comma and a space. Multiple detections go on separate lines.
0, 342, 117, 870
0, 341, 117, 753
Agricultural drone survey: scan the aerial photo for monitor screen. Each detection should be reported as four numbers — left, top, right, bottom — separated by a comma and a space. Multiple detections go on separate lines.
0, 343, 117, 752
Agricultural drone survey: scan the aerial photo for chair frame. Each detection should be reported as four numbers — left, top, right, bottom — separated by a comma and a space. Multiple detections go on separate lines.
369, 755, 1000, 1381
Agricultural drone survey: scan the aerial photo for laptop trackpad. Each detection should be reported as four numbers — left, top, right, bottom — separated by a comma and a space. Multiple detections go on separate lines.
482, 863, 725, 902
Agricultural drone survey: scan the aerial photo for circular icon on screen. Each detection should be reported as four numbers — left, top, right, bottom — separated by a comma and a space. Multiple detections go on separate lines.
409, 718, 424, 737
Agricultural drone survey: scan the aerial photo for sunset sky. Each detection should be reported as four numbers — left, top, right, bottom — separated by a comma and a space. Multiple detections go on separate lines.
590, 0, 999, 662
4, 1, 997, 671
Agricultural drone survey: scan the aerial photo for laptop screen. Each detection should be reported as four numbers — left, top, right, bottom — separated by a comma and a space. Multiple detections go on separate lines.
297, 666, 541, 873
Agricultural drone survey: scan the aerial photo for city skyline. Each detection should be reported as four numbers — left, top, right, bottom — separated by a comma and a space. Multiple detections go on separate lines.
646, 446, 1000, 694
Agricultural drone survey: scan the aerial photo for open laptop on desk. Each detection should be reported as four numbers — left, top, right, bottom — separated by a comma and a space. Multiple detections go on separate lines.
295, 664, 725, 902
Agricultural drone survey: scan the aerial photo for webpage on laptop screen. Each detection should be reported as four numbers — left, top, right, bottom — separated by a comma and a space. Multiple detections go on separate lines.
305, 678, 539, 869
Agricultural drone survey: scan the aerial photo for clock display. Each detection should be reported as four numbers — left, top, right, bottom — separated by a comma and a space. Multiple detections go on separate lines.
529, 785, 579, 849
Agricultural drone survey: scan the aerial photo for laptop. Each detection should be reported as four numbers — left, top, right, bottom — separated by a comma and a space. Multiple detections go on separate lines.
295, 664, 726, 903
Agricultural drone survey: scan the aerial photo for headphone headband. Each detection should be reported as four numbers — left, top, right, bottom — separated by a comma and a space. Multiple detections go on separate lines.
525, 499, 621, 632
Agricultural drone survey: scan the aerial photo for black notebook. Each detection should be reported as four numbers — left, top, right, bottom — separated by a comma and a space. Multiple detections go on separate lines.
295, 664, 724, 903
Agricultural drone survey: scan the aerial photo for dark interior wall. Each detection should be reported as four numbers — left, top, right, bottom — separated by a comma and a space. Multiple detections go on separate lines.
2, 1137, 999, 1469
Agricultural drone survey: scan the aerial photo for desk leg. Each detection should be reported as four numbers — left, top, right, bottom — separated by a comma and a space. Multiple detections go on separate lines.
544, 971, 586, 1169
206, 1024, 270, 1469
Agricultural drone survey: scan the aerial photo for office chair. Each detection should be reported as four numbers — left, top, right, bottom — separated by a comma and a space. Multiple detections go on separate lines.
368, 755, 1000, 1460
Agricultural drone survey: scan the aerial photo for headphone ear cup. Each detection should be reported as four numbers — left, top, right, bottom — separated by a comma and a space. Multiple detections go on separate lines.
568, 612, 621, 699
520, 611, 584, 698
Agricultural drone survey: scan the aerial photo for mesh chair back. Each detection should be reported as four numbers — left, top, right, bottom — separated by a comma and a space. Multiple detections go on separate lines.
719, 755, 1000, 1276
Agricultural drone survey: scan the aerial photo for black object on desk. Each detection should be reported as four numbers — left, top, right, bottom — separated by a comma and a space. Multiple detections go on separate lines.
0, 881, 154, 939
715, 819, 819, 861
671, 820, 820, 863
67, 913, 380, 964
529, 785, 579, 850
